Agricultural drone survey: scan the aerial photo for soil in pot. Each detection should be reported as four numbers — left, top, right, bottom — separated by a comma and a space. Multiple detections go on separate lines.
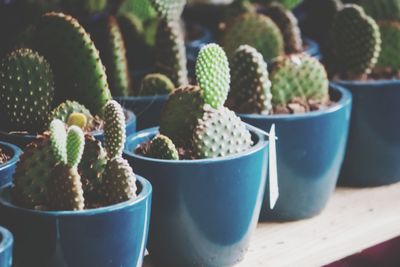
0, 147, 10, 165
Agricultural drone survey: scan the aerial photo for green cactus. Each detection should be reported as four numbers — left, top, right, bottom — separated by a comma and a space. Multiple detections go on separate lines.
67, 113, 88, 129
0, 48, 55, 133
266, 0, 302, 10
33, 12, 112, 115
192, 105, 253, 159
138, 73, 175, 96
146, 134, 179, 160
104, 100, 126, 159
264, 2, 303, 54
49, 119, 68, 164
99, 157, 137, 205
196, 44, 230, 109
221, 0, 256, 23
220, 13, 284, 62
118, 0, 157, 22
376, 21, 400, 69
331, 4, 381, 78
269, 53, 329, 107
149, 0, 186, 20
359, 0, 400, 21
50, 100, 94, 131
62, 0, 107, 15
228, 45, 273, 114
155, 19, 188, 87
66, 126, 85, 168
93, 16, 131, 97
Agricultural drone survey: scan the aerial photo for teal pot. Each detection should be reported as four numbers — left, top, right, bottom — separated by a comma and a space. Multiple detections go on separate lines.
0, 176, 152, 267
0, 226, 13, 267
0, 110, 136, 148
0, 142, 21, 188
124, 125, 269, 266
334, 79, 400, 187
239, 84, 352, 221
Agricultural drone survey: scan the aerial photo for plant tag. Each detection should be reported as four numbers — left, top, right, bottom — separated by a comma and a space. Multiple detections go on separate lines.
269, 124, 279, 209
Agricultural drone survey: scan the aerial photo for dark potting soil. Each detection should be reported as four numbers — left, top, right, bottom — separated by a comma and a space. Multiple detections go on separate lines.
273, 97, 336, 115
135, 140, 197, 160
0, 147, 10, 164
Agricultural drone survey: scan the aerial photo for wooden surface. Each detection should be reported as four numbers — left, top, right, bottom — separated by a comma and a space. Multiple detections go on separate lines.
144, 183, 400, 267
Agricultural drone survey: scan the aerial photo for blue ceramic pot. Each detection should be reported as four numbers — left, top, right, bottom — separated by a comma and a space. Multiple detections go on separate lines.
0, 176, 152, 267
0, 110, 136, 148
124, 125, 269, 266
303, 37, 321, 60
0, 226, 13, 267
334, 79, 400, 187
239, 84, 352, 221
116, 95, 168, 131
0, 142, 21, 189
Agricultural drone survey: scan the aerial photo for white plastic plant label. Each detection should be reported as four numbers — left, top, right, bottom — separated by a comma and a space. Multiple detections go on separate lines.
269, 124, 279, 209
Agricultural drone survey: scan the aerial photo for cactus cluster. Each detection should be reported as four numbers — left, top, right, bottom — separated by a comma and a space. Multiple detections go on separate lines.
50, 100, 94, 131
12, 100, 137, 211
145, 44, 253, 160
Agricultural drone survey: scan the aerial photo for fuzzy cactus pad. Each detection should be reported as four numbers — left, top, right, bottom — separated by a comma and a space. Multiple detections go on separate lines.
147, 134, 179, 160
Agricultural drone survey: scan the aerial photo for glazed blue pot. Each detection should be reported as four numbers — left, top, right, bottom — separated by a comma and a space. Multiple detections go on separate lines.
0, 226, 13, 267
0, 142, 21, 188
0, 110, 136, 148
333, 79, 400, 187
124, 126, 268, 266
116, 95, 168, 131
303, 37, 321, 60
239, 84, 352, 221
0, 176, 152, 267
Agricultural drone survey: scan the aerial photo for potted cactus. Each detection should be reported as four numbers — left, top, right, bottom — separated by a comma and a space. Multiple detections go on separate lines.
0, 141, 21, 188
226, 45, 352, 221
326, 2, 400, 187
0, 12, 136, 148
124, 44, 269, 266
0, 101, 152, 267
0, 226, 13, 267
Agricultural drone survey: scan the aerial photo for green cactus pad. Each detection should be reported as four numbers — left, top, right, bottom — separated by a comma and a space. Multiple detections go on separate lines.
33, 12, 112, 115
196, 44, 230, 109
93, 16, 130, 97
155, 19, 188, 87
50, 100, 93, 130
66, 126, 85, 168
48, 165, 85, 211
49, 119, 68, 164
149, 0, 186, 20
228, 45, 273, 114
221, 0, 256, 23
269, 0, 302, 10
264, 2, 303, 54
220, 13, 284, 62
376, 21, 400, 70
147, 134, 179, 160
159, 85, 205, 145
192, 106, 253, 159
104, 100, 126, 158
99, 157, 137, 205
331, 4, 381, 78
359, 0, 400, 21
0, 48, 55, 133
269, 53, 329, 107
67, 113, 88, 129
139, 73, 175, 96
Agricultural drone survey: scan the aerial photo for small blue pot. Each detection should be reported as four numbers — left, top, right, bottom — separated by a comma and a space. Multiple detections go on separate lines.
239, 84, 352, 221
116, 95, 168, 131
0, 110, 136, 148
334, 79, 400, 187
303, 37, 321, 60
0, 226, 13, 267
0, 142, 21, 189
124, 126, 269, 266
0, 176, 152, 267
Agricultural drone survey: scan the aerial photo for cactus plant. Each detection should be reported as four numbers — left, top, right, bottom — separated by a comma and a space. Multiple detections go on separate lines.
330, 4, 381, 78
376, 21, 400, 69
359, 0, 400, 21
228, 45, 273, 114
139, 73, 175, 96
220, 13, 284, 61
104, 100, 126, 159
149, 0, 186, 21
0, 48, 55, 133
50, 100, 94, 131
33, 12, 112, 115
146, 134, 179, 160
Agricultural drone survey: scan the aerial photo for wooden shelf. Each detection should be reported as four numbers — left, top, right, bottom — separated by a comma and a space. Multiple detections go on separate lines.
144, 183, 400, 267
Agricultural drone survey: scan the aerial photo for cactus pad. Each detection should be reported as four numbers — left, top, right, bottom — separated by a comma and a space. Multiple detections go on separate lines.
50, 100, 93, 130
331, 4, 381, 78
66, 126, 85, 168
104, 100, 126, 158
196, 44, 230, 108
147, 134, 179, 160
192, 106, 253, 159
0, 48, 55, 133
149, 0, 186, 20
220, 13, 284, 62
139, 73, 175, 96
359, 0, 400, 21
228, 45, 273, 114
67, 113, 88, 129
376, 21, 400, 69
49, 119, 67, 164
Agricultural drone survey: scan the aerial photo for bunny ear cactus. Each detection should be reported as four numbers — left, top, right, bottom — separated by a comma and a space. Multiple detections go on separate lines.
146, 134, 179, 160
331, 4, 381, 79
33, 12, 112, 116
228, 45, 273, 114
50, 100, 94, 131
376, 21, 400, 69
149, 0, 186, 21
103, 100, 126, 159
0, 48, 55, 133
220, 13, 284, 62
139, 73, 175, 96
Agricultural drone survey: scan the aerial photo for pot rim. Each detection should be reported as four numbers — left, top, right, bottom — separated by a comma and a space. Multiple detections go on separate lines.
114, 94, 169, 102
333, 78, 400, 87
0, 226, 13, 255
0, 175, 152, 217
124, 124, 269, 164
0, 141, 21, 172
238, 83, 352, 121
